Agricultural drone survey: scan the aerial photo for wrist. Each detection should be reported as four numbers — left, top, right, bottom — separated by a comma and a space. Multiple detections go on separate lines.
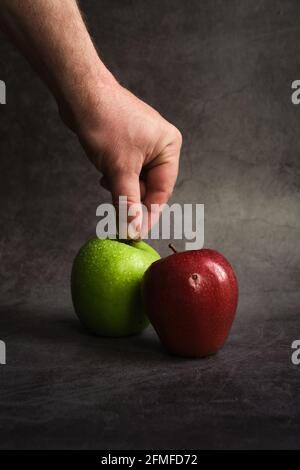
57, 58, 118, 135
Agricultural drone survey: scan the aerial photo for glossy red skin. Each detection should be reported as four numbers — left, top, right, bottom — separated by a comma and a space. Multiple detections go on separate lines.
143, 249, 238, 358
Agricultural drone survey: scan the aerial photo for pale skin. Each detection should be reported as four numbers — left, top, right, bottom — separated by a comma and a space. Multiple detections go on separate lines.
0, 0, 182, 235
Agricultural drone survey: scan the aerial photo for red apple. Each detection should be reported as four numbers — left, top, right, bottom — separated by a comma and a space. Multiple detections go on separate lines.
142, 246, 238, 357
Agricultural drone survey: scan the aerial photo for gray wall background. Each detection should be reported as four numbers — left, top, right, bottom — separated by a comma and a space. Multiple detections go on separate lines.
1, 0, 299, 316
0, 0, 300, 449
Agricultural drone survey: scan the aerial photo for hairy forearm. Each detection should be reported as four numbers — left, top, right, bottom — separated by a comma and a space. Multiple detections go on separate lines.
0, 0, 182, 229
0, 0, 115, 128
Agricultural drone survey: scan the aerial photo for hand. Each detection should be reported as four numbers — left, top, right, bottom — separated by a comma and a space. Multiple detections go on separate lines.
0, 0, 182, 236
64, 79, 182, 235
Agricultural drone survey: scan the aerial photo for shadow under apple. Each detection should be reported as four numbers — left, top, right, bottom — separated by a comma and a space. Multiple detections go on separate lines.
0, 303, 176, 365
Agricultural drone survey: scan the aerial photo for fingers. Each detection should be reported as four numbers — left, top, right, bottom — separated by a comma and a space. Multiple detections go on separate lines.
105, 168, 143, 239
142, 132, 182, 233
141, 161, 178, 235
99, 126, 182, 238
100, 176, 146, 200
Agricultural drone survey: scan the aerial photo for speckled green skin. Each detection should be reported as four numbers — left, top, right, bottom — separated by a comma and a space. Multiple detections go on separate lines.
71, 239, 160, 337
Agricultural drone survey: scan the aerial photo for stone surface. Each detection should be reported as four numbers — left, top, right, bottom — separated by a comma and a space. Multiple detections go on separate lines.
0, 0, 299, 449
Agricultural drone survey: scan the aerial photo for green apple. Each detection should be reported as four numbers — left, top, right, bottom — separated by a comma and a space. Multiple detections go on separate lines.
71, 238, 160, 336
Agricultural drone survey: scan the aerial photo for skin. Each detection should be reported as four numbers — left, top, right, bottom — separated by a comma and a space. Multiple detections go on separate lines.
0, 0, 182, 235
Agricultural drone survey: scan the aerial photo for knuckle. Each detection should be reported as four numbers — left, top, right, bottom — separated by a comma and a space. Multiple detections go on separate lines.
175, 128, 183, 146
169, 125, 183, 148
109, 159, 132, 177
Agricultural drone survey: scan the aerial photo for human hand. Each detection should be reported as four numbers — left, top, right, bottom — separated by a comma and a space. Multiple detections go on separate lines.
0, 0, 182, 236
64, 79, 182, 236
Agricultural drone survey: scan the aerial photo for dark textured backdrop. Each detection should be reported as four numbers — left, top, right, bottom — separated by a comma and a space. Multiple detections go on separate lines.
0, 0, 299, 449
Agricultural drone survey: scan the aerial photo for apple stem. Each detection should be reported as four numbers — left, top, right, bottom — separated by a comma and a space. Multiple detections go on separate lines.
169, 243, 178, 254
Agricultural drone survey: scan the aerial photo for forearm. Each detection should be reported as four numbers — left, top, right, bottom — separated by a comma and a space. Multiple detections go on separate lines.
0, 0, 115, 128
0, 0, 182, 230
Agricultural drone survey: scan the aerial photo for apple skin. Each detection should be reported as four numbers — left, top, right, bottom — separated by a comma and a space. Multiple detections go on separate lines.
71, 238, 160, 337
142, 249, 238, 357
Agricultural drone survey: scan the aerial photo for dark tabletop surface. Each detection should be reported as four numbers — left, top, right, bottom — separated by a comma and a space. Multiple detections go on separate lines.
0, 0, 300, 449
0, 290, 299, 450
